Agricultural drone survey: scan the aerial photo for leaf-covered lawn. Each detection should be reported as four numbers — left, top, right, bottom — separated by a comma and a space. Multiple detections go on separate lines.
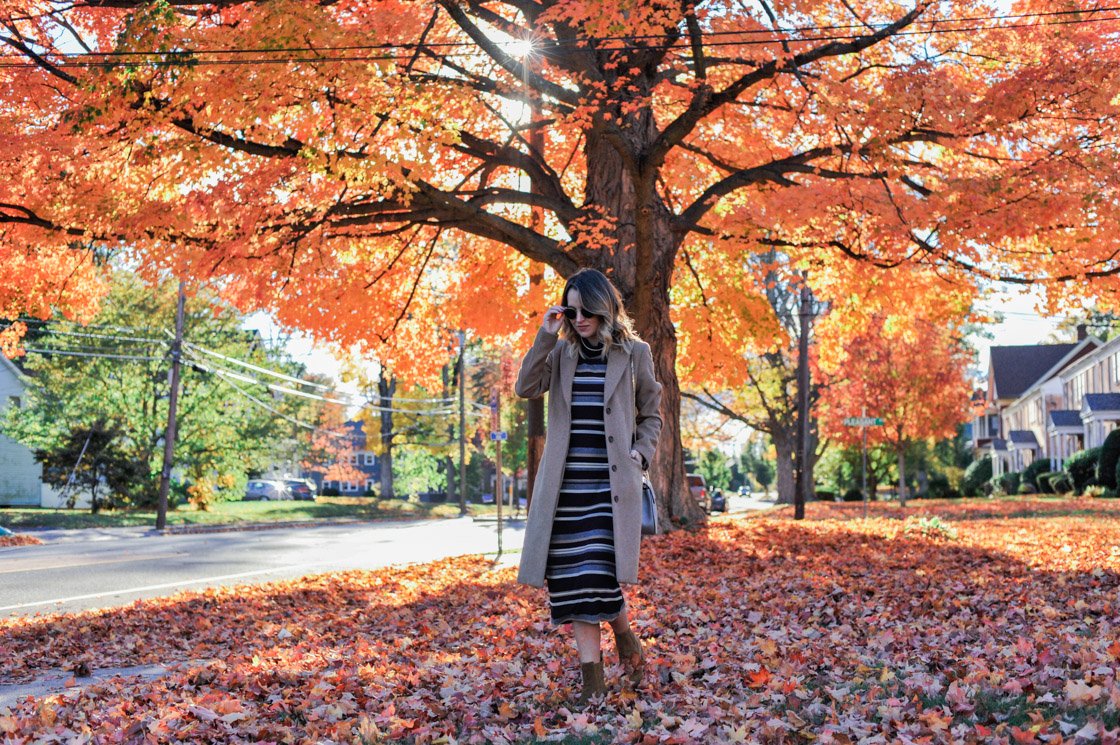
0, 497, 500, 530
2, 502, 1118, 744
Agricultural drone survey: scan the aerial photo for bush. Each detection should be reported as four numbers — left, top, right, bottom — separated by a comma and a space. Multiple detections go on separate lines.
942, 489, 963, 499
927, 472, 952, 499
321, 486, 341, 497
1049, 472, 1075, 494
1085, 484, 1109, 498
841, 488, 863, 502
814, 490, 835, 502
362, 488, 378, 497
992, 472, 1020, 496
1035, 471, 1061, 494
1021, 459, 1052, 489
1017, 483, 1036, 494
1064, 447, 1103, 493
962, 455, 993, 497
1099, 430, 1120, 489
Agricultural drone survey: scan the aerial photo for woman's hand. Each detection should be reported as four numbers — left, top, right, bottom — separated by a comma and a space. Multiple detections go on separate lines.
543, 305, 566, 334
630, 450, 643, 469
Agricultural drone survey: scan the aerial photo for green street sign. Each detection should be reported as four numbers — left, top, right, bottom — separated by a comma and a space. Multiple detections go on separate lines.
844, 416, 884, 427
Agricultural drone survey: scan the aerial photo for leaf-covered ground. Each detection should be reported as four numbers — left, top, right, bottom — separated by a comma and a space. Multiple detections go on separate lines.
0, 534, 42, 547
2, 500, 1118, 744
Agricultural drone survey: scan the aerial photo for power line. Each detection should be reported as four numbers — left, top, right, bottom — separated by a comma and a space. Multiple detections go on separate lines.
207, 367, 353, 439
184, 340, 334, 391
10, 5, 1120, 59
3, 11, 1120, 69
20, 347, 166, 361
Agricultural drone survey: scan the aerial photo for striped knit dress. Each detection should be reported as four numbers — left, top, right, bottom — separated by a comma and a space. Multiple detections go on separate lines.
545, 338, 624, 625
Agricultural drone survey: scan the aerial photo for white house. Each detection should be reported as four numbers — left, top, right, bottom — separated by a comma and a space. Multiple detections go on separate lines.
0, 356, 90, 508
0, 356, 43, 506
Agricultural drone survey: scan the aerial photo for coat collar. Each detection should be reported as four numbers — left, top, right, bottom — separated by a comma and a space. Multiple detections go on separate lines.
558, 340, 629, 406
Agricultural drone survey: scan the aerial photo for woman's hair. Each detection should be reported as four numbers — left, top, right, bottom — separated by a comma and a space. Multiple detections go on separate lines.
558, 268, 642, 358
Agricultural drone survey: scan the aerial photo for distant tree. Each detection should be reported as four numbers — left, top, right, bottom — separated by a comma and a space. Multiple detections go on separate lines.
697, 450, 733, 492
36, 421, 145, 514
3, 272, 331, 510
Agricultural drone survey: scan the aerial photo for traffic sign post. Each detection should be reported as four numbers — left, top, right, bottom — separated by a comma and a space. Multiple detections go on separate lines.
844, 409, 884, 519
491, 386, 503, 558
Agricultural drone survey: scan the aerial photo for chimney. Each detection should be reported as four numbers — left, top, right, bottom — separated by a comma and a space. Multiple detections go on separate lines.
1077, 323, 1088, 341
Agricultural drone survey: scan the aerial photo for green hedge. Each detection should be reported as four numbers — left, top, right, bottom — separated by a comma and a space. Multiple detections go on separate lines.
962, 455, 993, 497
1099, 430, 1120, 489
1064, 447, 1103, 494
1050, 472, 1075, 493
841, 488, 863, 502
993, 472, 1020, 496
1035, 471, 1059, 494
1021, 459, 1052, 489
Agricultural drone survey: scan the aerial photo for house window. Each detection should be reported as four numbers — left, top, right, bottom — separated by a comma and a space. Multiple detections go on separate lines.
365, 479, 377, 491
349, 454, 359, 465
344, 481, 359, 492
364, 453, 374, 465
6, 396, 19, 409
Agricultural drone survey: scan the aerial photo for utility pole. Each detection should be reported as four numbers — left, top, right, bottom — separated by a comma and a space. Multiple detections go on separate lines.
156, 281, 186, 530
794, 278, 813, 521
458, 331, 468, 516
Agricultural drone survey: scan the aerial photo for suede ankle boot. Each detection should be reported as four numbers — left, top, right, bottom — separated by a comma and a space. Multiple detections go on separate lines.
576, 661, 607, 707
615, 629, 646, 685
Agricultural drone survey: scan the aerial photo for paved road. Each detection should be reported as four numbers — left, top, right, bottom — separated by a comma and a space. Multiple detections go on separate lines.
1, 493, 776, 620
1, 516, 526, 619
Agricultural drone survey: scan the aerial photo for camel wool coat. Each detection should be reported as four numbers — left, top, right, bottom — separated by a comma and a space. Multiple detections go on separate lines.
514, 327, 663, 588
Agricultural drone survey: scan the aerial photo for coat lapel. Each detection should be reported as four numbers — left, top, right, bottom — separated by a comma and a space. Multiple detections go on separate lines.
602, 345, 628, 404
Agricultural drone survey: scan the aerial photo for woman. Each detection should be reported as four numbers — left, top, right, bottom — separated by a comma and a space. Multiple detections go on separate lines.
514, 268, 663, 706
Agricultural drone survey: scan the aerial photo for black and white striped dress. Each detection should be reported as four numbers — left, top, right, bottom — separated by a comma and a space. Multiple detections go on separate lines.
545, 338, 624, 625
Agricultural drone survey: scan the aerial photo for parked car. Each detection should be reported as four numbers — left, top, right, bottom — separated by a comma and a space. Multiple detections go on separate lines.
709, 487, 727, 513
243, 480, 293, 501
686, 473, 709, 513
738, 484, 752, 497
285, 480, 315, 501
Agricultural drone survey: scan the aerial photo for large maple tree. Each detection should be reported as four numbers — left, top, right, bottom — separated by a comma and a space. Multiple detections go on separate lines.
2, 0, 1120, 522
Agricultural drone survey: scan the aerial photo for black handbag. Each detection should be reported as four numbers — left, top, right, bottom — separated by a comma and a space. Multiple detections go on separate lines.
632, 358, 659, 536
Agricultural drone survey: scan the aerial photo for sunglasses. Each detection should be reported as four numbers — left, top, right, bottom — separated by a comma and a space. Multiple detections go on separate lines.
562, 306, 601, 321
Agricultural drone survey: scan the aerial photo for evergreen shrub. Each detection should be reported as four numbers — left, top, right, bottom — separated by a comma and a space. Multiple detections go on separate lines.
1021, 459, 1052, 489
1064, 447, 1103, 493
962, 456, 993, 497
1099, 430, 1120, 489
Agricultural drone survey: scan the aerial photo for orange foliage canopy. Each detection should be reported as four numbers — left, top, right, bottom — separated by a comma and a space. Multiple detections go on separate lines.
1, 0, 1119, 374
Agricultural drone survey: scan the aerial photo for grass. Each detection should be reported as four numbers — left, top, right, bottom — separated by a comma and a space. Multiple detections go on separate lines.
0, 496, 510, 530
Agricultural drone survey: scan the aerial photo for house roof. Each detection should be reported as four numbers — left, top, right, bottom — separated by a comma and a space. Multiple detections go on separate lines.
1049, 410, 1083, 428
1008, 430, 1040, 448
989, 343, 1082, 400
1083, 393, 1120, 412
991, 438, 1008, 451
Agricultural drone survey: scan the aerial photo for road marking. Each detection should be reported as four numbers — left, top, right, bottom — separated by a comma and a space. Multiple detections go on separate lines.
0, 562, 339, 612
0, 553, 187, 574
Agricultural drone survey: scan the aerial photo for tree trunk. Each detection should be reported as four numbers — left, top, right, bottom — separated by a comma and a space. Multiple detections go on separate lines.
379, 371, 396, 499
897, 449, 907, 508
583, 128, 704, 530
774, 433, 797, 505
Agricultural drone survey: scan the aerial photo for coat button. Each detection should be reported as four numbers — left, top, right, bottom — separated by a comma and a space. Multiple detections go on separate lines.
606, 406, 611, 414
611, 465, 617, 472
608, 436, 614, 443
613, 495, 620, 502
